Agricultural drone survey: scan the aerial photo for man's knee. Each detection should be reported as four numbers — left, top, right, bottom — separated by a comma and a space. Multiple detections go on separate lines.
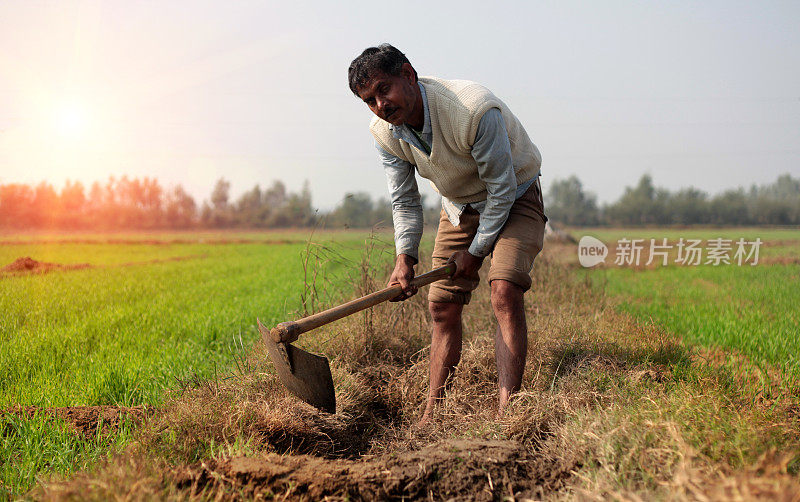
429, 301, 462, 326
490, 280, 524, 316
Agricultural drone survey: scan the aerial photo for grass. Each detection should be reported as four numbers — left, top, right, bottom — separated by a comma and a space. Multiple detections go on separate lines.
0, 411, 136, 498
594, 263, 800, 378
0, 230, 394, 499
576, 227, 800, 381
26, 236, 800, 500
5, 227, 800, 500
0, 240, 368, 407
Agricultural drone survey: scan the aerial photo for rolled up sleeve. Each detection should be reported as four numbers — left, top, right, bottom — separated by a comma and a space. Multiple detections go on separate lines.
376, 141, 423, 262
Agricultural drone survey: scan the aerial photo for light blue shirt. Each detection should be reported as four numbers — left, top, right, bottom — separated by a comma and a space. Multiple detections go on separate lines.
377, 82, 537, 260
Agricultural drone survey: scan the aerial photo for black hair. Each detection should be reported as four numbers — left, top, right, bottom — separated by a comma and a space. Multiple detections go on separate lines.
348, 43, 416, 96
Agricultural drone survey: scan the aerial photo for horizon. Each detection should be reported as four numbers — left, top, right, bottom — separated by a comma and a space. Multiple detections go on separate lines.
2, 170, 797, 213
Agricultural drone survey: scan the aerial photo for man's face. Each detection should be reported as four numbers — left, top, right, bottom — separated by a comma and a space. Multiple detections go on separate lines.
356, 63, 419, 126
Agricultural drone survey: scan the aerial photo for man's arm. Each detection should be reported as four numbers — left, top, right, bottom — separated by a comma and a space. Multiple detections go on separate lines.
451, 108, 517, 278
377, 142, 423, 299
470, 107, 517, 256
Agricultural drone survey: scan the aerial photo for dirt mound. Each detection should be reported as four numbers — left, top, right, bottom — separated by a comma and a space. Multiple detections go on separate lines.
1, 256, 91, 276
1, 255, 207, 278
8, 406, 149, 439
174, 439, 566, 500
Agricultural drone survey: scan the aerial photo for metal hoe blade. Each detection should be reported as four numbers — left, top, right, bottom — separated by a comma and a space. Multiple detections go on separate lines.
258, 320, 336, 413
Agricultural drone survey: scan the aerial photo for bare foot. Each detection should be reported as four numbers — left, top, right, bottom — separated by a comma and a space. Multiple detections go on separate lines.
415, 406, 433, 429
497, 389, 511, 417
407, 412, 433, 438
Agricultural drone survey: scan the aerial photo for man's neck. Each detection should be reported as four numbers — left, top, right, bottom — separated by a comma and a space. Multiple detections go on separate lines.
405, 84, 425, 130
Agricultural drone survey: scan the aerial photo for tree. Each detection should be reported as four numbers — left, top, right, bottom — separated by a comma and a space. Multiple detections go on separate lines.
235, 185, 267, 227
210, 179, 231, 210
59, 180, 86, 228
208, 178, 233, 227
0, 184, 35, 228
330, 192, 375, 228
709, 189, 750, 225
748, 174, 800, 225
263, 181, 288, 226
283, 181, 315, 227
141, 177, 164, 227
31, 182, 59, 228
605, 174, 668, 225
668, 187, 709, 225
545, 176, 600, 226
165, 185, 197, 228
263, 180, 287, 209
199, 201, 214, 227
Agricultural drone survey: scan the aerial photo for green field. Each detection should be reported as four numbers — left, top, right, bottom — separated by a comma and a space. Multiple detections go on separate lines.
3, 227, 798, 499
577, 227, 800, 380
0, 230, 393, 497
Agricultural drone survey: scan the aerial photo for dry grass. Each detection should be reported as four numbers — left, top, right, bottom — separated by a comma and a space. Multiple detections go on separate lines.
31, 242, 800, 500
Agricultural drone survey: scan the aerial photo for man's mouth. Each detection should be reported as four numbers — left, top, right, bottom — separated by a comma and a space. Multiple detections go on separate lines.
384, 108, 398, 120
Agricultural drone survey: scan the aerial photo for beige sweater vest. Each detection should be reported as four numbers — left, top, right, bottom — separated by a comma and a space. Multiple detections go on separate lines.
370, 76, 541, 204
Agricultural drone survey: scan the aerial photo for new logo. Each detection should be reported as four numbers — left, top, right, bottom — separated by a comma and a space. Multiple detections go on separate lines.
578, 236, 608, 267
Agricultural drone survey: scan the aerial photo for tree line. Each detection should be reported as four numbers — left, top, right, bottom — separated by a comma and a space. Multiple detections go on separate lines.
0, 177, 438, 230
546, 173, 800, 226
2, 172, 797, 230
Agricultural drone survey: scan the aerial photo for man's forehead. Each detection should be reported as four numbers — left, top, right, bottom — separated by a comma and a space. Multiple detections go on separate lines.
357, 72, 392, 97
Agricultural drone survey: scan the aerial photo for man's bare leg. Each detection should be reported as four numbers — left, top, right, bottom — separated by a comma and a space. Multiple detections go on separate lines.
491, 280, 527, 416
419, 301, 463, 424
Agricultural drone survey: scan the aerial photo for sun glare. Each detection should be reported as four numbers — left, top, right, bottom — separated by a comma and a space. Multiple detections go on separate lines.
53, 101, 89, 139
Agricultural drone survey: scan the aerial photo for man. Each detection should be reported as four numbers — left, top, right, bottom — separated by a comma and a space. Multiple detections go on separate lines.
348, 44, 546, 421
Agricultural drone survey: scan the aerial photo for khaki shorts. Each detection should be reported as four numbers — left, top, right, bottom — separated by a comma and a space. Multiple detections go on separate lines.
428, 178, 547, 305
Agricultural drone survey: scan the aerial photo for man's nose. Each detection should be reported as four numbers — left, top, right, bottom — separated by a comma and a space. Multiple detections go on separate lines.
376, 97, 388, 113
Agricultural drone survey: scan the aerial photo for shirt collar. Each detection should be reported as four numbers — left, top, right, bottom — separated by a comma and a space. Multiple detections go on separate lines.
389, 81, 430, 139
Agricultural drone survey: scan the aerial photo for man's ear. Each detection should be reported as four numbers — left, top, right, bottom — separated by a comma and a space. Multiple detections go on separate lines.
401, 62, 417, 82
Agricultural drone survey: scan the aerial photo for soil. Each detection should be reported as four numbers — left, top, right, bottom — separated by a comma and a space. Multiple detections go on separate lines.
1, 257, 91, 276
117, 254, 208, 267
1, 255, 208, 279
8, 406, 149, 439
173, 439, 574, 501
760, 255, 800, 265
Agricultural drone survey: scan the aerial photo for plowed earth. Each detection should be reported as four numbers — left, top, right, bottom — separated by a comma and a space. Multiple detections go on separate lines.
1, 255, 207, 278
174, 440, 573, 500
1, 256, 90, 275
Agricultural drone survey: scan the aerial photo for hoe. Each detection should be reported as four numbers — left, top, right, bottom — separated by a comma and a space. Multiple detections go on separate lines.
259, 263, 455, 413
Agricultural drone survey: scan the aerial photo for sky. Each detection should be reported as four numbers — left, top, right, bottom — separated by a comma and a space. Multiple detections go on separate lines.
1, 0, 798, 210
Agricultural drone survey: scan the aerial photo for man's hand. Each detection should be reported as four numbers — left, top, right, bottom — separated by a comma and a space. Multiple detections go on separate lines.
388, 254, 417, 301
448, 250, 484, 280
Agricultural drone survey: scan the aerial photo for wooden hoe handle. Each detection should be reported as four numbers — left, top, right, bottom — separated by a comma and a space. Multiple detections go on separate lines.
270, 263, 456, 344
